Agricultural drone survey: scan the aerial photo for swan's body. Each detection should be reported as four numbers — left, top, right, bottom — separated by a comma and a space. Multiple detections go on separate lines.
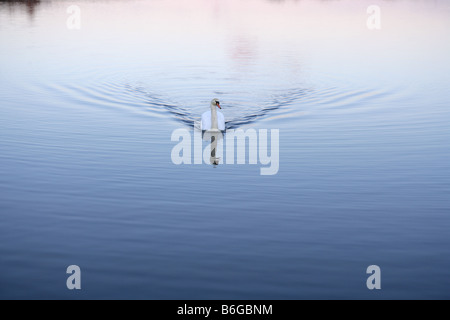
201, 99, 225, 131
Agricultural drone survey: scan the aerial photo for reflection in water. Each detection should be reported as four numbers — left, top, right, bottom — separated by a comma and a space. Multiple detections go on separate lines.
203, 131, 222, 165
228, 36, 258, 70
210, 134, 219, 165
0, 0, 41, 18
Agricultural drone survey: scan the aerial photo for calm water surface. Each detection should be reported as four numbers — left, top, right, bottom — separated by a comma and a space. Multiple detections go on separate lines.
1, 0, 450, 299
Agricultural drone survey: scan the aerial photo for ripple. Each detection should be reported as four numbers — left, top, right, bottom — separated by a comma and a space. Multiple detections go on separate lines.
31, 72, 403, 132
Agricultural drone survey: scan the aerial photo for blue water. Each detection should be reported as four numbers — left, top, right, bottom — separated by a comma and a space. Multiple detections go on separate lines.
1, 0, 450, 299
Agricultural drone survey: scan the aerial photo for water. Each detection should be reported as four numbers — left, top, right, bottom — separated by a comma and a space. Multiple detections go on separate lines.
1, 0, 450, 300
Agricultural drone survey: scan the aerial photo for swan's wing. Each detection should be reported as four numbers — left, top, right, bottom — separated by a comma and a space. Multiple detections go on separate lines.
201, 111, 211, 130
217, 111, 225, 131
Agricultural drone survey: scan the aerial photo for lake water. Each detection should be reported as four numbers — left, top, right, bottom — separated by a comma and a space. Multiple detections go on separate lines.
1, 0, 449, 300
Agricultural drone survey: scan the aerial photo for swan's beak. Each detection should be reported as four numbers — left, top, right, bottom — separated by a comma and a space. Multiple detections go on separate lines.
216, 102, 221, 109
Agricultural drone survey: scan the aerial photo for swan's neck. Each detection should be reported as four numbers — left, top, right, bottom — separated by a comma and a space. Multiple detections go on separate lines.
210, 104, 218, 130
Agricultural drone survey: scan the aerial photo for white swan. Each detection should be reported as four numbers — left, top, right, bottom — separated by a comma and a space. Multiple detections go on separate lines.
201, 98, 224, 165
201, 98, 225, 131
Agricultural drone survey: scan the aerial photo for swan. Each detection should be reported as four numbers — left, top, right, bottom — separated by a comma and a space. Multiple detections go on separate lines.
201, 98, 225, 131
201, 98, 224, 165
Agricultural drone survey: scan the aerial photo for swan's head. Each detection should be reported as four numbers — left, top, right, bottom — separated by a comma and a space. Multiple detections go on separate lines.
211, 98, 221, 109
